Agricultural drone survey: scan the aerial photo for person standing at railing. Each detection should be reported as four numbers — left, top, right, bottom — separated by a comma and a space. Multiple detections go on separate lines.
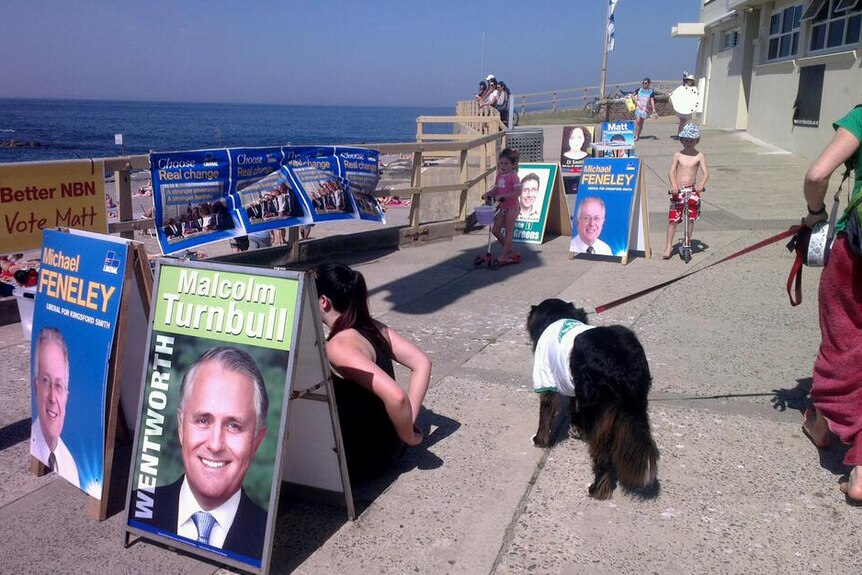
481, 78, 500, 111
476, 80, 488, 101
495, 81, 510, 124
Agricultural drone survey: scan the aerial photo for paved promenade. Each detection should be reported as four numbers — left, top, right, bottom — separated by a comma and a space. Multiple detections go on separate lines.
2, 119, 860, 574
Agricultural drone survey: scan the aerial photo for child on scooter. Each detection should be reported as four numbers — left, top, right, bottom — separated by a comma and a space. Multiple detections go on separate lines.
663, 123, 709, 259
482, 148, 521, 263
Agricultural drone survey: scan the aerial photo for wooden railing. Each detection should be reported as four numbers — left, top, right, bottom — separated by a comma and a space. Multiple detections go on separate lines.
368, 116, 506, 235
453, 100, 505, 133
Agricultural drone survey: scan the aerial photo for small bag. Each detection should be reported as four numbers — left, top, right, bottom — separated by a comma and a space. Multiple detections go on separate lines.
625, 97, 636, 113
845, 193, 862, 257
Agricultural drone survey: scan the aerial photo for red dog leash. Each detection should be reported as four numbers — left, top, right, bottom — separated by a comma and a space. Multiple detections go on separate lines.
594, 226, 801, 314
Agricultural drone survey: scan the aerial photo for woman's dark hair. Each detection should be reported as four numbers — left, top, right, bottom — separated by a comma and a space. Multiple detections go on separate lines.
499, 147, 520, 165
563, 126, 593, 153
314, 262, 391, 353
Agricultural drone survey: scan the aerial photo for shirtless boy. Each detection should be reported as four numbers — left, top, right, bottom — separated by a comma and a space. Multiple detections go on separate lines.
663, 123, 709, 259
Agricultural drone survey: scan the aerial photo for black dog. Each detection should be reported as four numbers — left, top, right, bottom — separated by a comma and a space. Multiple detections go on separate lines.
527, 298, 659, 499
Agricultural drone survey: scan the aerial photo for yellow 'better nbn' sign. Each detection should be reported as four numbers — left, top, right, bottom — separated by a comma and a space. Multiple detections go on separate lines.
0, 160, 108, 253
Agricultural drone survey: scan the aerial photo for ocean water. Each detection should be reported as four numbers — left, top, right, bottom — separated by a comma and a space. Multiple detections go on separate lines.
0, 99, 453, 164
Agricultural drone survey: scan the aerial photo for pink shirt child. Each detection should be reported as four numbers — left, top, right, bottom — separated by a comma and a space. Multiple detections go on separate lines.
495, 171, 520, 211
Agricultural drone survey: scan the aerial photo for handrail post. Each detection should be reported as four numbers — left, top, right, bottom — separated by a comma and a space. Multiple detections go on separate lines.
552, 91, 557, 114
115, 162, 133, 241
480, 139, 488, 201
416, 117, 424, 142
408, 150, 423, 232
458, 148, 469, 222
287, 226, 300, 263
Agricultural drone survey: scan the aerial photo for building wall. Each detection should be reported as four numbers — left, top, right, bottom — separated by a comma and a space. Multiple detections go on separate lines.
699, 16, 749, 130
694, 0, 862, 160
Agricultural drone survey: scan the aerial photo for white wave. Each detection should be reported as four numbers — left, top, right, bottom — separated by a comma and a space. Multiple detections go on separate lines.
0, 129, 15, 132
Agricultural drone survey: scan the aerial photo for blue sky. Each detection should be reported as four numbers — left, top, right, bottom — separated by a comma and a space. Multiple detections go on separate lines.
1, 0, 701, 107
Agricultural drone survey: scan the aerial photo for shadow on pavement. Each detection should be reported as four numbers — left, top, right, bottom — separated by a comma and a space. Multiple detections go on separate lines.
268, 408, 461, 574
368, 242, 548, 314
0, 417, 30, 451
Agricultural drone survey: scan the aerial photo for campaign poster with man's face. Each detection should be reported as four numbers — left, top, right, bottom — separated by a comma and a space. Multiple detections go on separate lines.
513, 163, 559, 245
569, 157, 640, 260
30, 230, 127, 498
126, 261, 298, 572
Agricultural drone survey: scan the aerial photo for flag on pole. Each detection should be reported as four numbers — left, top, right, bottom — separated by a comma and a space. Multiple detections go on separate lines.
607, 0, 619, 51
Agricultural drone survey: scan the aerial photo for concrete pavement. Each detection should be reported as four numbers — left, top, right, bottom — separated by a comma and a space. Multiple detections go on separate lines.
1, 118, 859, 574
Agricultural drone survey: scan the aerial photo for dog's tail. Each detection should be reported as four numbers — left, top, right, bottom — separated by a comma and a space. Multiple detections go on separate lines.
594, 405, 659, 488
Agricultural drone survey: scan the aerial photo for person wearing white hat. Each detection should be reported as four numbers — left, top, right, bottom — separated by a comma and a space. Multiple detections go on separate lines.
663, 123, 709, 259
675, 74, 699, 137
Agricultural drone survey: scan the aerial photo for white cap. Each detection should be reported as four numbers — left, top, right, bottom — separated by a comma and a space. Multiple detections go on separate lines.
684, 73, 695, 80
486, 74, 496, 81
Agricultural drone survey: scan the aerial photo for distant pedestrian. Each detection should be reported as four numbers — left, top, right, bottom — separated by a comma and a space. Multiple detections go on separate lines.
675, 74, 698, 136
631, 77, 657, 141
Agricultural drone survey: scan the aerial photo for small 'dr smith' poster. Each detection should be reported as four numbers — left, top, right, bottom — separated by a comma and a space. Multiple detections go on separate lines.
126, 260, 299, 572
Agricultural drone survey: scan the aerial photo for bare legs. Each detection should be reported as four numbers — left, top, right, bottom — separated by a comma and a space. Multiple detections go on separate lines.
663, 219, 695, 259
802, 407, 831, 448
803, 408, 862, 501
634, 116, 645, 141
491, 209, 519, 260
841, 467, 862, 501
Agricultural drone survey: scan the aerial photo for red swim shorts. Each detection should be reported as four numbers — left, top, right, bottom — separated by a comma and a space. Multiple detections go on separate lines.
668, 188, 701, 223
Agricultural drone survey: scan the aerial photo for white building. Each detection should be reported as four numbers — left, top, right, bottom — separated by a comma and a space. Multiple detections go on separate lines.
674, 0, 861, 159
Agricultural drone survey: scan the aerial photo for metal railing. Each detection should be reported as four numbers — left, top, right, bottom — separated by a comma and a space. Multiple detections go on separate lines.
509, 80, 677, 118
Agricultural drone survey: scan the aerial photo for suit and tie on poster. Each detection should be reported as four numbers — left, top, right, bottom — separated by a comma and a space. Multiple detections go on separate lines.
570, 157, 643, 261
30, 229, 127, 497
126, 261, 298, 571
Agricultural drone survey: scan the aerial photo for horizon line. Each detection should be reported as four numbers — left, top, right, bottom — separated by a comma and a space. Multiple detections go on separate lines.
0, 95, 454, 110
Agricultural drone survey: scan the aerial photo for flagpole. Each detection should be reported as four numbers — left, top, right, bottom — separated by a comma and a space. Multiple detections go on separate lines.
599, 1, 612, 99
480, 31, 485, 78
599, 35, 609, 101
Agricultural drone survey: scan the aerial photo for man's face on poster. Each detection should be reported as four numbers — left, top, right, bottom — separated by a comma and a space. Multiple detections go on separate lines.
35, 339, 69, 451
577, 199, 605, 245
520, 178, 539, 213
178, 361, 266, 511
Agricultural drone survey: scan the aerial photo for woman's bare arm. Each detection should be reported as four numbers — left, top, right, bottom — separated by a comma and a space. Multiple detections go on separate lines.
326, 333, 422, 446
384, 325, 432, 424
